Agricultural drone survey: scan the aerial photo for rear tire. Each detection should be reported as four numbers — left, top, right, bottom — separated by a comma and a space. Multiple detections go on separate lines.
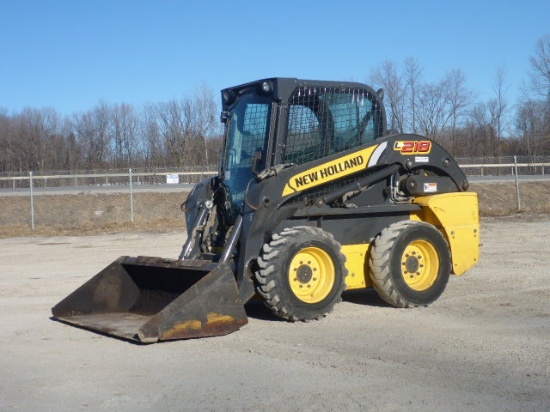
255, 226, 347, 321
369, 220, 451, 308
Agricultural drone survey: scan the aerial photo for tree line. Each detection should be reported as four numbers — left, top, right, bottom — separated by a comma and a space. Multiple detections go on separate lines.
369, 34, 550, 159
0, 83, 223, 174
1, 35, 549, 174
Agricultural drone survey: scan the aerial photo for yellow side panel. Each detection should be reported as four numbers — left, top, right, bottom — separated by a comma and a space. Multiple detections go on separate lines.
341, 244, 372, 290
412, 192, 480, 276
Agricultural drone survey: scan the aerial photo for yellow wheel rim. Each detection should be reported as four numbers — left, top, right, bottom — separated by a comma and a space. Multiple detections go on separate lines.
401, 239, 439, 291
288, 247, 335, 304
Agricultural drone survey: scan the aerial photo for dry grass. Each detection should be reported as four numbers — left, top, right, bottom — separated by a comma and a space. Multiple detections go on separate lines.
0, 192, 188, 238
471, 181, 550, 215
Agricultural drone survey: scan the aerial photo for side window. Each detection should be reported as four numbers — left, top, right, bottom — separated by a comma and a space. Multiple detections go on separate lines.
283, 87, 377, 165
323, 92, 375, 153
240, 103, 269, 157
225, 99, 270, 170
283, 104, 323, 164
242, 104, 269, 136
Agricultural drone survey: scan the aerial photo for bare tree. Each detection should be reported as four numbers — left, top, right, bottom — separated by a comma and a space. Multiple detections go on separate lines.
153, 84, 219, 167
370, 60, 407, 133
415, 81, 448, 140
72, 103, 113, 169
442, 69, 474, 151
112, 103, 140, 167
64, 130, 82, 171
486, 66, 509, 156
0, 109, 15, 173
404, 57, 423, 134
13, 107, 61, 171
515, 34, 550, 157
155, 99, 187, 165
462, 103, 497, 157
529, 34, 550, 99
142, 103, 166, 167
368, 60, 473, 150
0, 81, 224, 172
187, 83, 218, 166
516, 98, 548, 157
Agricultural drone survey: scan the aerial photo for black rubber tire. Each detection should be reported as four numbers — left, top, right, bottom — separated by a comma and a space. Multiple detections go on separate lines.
255, 226, 347, 321
369, 220, 451, 308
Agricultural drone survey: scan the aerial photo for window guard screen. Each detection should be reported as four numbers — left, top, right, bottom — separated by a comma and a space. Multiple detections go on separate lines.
283, 87, 377, 165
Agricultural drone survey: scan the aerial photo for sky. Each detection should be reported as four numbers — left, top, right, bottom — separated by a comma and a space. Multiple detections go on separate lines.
1, 0, 549, 116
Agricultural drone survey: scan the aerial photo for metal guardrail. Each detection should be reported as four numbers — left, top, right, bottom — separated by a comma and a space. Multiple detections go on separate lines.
460, 163, 549, 175
0, 162, 548, 188
0, 170, 217, 181
0, 169, 218, 190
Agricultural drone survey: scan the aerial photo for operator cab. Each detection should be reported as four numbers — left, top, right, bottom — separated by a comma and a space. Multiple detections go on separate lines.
220, 78, 387, 217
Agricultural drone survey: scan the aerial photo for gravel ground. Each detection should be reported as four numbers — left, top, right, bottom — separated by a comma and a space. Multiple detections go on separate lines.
0, 217, 549, 411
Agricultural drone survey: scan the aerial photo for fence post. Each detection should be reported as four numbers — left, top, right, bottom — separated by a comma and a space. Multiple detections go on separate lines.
514, 156, 521, 212
129, 168, 134, 223
29, 171, 35, 230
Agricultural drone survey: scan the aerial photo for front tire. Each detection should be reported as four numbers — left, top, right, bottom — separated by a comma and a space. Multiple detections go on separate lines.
369, 221, 451, 308
255, 226, 347, 321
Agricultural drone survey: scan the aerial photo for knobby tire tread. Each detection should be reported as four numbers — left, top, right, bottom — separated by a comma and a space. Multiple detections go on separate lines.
369, 220, 450, 308
255, 226, 347, 322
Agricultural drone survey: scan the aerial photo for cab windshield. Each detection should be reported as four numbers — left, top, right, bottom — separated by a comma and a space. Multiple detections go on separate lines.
222, 92, 272, 212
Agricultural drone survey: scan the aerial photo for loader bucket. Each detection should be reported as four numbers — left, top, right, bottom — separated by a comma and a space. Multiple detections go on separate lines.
51, 256, 248, 343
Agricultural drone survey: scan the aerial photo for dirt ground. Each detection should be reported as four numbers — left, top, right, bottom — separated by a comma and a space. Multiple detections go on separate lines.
0, 217, 549, 411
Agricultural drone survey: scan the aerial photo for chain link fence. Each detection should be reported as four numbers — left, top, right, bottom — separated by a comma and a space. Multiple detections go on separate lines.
0, 167, 217, 236
457, 155, 550, 216
456, 155, 550, 178
1, 157, 549, 236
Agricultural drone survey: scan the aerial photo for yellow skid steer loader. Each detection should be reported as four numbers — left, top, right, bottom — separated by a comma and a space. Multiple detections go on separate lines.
52, 78, 480, 342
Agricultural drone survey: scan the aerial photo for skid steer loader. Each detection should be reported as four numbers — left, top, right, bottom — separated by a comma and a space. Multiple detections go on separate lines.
52, 78, 480, 343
